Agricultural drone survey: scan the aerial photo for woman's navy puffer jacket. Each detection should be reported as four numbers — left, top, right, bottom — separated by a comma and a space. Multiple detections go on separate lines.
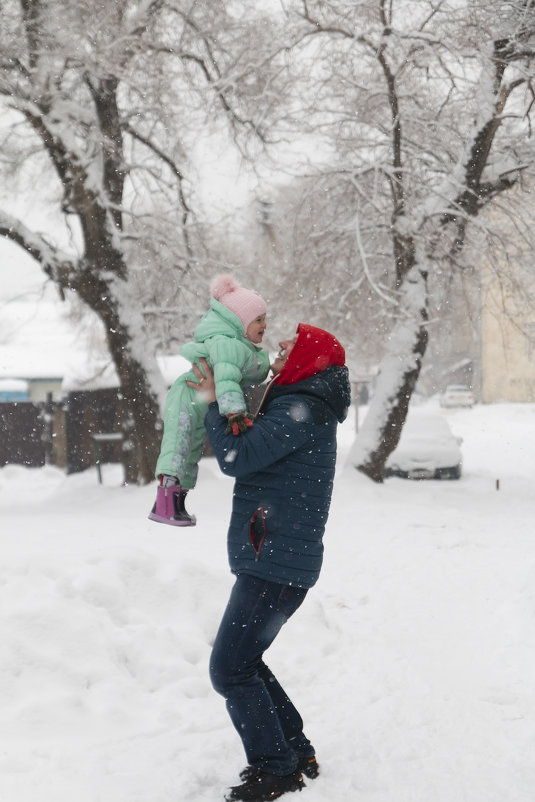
205, 364, 351, 588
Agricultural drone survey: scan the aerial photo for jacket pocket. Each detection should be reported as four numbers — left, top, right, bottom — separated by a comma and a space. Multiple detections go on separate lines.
249, 507, 266, 562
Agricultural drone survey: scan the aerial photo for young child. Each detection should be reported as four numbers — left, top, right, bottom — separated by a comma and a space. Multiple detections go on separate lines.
148, 274, 270, 527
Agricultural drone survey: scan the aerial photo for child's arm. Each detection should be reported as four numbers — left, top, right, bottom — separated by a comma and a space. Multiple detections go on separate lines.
189, 357, 253, 436
207, 337, 249, 416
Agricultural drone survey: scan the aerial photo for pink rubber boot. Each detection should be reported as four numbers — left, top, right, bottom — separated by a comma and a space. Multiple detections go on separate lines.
148, 484, 196, 526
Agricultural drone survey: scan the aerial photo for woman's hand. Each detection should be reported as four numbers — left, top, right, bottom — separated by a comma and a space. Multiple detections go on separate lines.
187, 358, 216, 403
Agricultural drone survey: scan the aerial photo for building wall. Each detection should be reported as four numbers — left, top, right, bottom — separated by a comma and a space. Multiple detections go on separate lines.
27, 378, 64, 402
480, 275, 535, 403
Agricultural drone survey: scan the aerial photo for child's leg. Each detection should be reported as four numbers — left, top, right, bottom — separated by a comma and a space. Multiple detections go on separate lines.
155, 380, 207, 485
177, 401, 210, 490
149, 388, 207, 526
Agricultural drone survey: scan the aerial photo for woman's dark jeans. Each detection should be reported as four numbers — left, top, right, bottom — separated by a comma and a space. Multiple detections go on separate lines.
209, 573, 314, 776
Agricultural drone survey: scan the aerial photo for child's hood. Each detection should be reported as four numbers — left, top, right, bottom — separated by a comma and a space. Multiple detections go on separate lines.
194, 298, 245, 342
179, 299, 265, 363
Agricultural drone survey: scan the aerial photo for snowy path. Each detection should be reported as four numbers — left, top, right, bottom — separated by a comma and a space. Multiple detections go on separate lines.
1, 402, 534, 801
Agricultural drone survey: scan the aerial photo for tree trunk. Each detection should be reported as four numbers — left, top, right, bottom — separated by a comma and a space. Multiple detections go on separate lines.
74, 266, 166, 485
114, 355, 163, 486
349, 266, 429, 482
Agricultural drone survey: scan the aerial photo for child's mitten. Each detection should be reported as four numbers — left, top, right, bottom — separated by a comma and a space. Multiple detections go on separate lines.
225, 413, 254, 435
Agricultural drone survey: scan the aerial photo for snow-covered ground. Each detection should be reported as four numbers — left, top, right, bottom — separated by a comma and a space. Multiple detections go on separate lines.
1, 400, 535, 802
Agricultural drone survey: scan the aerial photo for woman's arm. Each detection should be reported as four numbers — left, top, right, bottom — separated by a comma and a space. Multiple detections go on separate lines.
204, 396, 312, 477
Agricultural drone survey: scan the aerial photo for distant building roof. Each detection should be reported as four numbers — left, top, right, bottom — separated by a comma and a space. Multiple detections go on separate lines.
0, 344, 65, 380
61, 353, 190, 392
1, 297, 190, 392
0, 378, 29, 392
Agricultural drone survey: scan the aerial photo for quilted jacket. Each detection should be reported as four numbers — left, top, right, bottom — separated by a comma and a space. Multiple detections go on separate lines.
180, 298, 270, 414
154, 299, 270, 483
205, 362, 351, 588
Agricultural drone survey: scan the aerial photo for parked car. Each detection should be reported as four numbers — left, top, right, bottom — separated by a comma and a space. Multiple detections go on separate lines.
385, 412, 463, 480
439, 384, 476, 408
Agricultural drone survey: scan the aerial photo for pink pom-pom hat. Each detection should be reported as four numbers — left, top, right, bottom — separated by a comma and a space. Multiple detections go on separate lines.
210, 274, 267, 331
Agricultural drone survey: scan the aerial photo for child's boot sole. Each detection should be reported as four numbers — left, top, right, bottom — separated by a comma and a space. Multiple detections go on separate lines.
148, 512, 196, 526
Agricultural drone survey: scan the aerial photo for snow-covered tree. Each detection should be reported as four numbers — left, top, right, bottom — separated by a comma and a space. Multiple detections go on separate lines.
264, 0, 535, 480
249, 175, 396, 376
0, 0, 273, 483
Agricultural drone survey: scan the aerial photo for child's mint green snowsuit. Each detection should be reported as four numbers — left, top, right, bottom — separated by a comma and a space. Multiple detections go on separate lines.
155, 298, 270, 489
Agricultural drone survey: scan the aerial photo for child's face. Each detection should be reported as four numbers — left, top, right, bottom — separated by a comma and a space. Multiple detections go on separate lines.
246, 314, 267, 344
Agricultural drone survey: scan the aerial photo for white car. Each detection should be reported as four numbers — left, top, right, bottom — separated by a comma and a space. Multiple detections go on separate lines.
385, 413, 463, 480
440, 384, 476, 408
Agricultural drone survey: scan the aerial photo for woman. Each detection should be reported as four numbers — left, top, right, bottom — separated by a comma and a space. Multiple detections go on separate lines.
190, 323, 351, 802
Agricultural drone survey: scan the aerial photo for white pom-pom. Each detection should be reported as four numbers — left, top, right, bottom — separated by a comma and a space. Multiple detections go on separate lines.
210, 273, 239, 300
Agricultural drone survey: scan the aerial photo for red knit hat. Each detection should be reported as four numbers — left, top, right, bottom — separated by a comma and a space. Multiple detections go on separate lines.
210, 274, 267, 331
275, 323, 346, 386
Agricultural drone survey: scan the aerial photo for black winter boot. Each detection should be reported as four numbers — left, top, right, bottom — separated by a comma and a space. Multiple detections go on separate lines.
297, 755, 320, 779
240, 756, 319, 783
226, 768, 304, 801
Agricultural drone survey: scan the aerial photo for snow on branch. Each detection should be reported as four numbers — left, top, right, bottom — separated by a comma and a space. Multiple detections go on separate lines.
0, 209, 75, 287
